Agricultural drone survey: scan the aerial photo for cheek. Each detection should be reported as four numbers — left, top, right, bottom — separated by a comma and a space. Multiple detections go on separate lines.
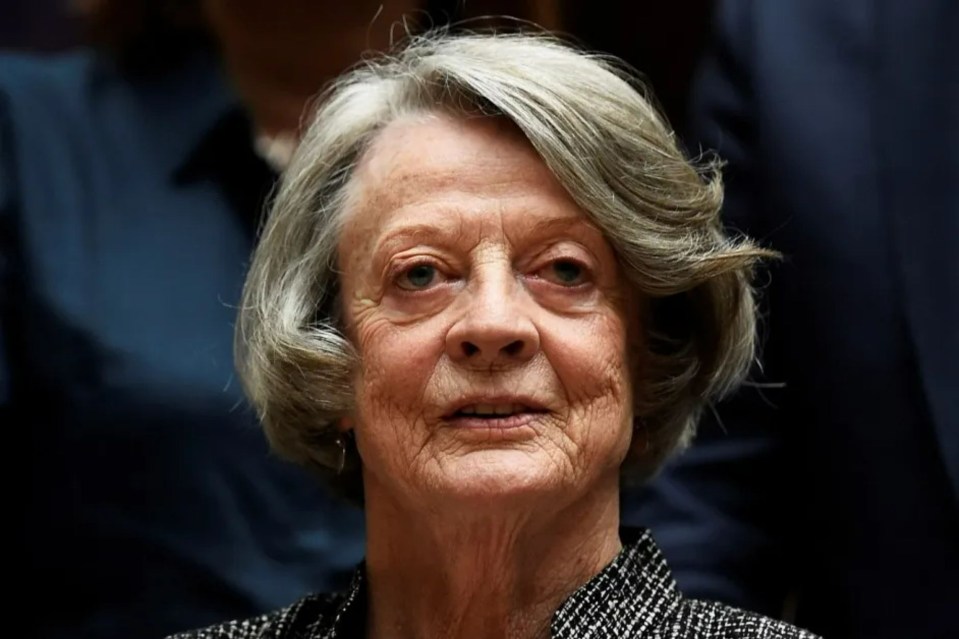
350, 313, 447, 441
543, 310, 634, 439
554, 313, 629, 391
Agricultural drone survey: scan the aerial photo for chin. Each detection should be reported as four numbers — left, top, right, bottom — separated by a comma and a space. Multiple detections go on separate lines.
425, 449, 577, 507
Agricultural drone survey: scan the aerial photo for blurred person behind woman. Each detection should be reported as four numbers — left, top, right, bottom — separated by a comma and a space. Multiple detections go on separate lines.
625, 1, 959, 637
1, 2, 433, 637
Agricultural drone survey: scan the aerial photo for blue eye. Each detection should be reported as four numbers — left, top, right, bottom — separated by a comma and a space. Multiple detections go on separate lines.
400, 264, 437, 289
551, 260, 585, 285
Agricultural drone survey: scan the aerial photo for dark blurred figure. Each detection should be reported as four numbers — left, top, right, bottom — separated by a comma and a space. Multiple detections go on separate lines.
563, 0, 712, 137
626, 1, 959, 638
1, 1, 433, 637
0, 0, 81, 50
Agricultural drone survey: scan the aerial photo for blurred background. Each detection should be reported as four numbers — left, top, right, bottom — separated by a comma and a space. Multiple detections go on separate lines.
0, 0, 713, 135
6, 2, 955, 639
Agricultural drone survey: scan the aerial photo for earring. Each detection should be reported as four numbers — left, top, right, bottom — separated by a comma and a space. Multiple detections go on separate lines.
334, 435, 347, 475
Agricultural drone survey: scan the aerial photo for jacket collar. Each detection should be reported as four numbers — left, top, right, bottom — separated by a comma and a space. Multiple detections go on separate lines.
551, 528, 681, 637
277, 528, 681, 639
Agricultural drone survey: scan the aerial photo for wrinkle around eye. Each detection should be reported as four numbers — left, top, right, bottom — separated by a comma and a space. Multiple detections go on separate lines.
537, 259, 591, 287
380, 265, 460, 321
395, 263, 443, 291
383, 247, 459, 289
526, 258, 595, 294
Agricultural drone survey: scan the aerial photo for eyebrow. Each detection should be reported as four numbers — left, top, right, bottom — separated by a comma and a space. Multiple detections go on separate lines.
525, 216, 602, 236
371, 220, 465, 259
372, 214, 603, 256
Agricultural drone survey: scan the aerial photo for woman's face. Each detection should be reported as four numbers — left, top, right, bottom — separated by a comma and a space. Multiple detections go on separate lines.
339, 114, 638, 512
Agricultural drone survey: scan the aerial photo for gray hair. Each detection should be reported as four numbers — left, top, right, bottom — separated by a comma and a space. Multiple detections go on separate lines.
237, 30, 772, 498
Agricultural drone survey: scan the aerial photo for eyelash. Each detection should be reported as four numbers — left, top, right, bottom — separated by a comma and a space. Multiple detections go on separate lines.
390, 259, 448, 292
387, 254, 595, 293
532, 257, 593, 288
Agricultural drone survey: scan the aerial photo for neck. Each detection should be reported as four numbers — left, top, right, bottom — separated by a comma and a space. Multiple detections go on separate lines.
204, 0, 421, 137
362, 477, 623, 639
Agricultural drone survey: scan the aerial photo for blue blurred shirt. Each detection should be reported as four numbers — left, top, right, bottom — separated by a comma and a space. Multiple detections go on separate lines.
0, 49, 365, 639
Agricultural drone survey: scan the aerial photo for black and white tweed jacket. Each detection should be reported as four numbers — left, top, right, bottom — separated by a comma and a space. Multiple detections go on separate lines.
169, 529, 817, 638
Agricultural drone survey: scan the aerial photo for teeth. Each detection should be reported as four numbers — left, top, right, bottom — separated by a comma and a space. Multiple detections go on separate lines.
460, 403, 526, 416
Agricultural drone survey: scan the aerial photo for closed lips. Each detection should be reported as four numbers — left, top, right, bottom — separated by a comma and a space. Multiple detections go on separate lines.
457, 403, 534, 417
444, 400, 549, 419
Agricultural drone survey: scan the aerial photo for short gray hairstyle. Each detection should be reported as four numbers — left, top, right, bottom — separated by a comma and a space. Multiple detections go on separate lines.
237, 30, 772, 498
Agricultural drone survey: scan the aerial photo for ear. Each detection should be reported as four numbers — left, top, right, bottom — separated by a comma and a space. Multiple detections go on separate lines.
336, 415, 355, 433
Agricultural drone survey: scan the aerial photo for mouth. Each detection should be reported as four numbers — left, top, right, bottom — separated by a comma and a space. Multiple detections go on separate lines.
443, 400, 548, 430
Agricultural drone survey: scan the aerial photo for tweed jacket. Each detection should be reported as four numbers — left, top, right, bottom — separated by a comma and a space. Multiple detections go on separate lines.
169, 529, 816, 638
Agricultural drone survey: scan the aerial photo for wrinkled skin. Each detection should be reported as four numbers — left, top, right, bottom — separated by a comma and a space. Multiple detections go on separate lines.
337, 113, 641, 638
340, 113, 638, 512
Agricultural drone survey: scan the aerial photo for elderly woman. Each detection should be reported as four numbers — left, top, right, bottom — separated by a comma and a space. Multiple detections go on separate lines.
171, 31, 816, 639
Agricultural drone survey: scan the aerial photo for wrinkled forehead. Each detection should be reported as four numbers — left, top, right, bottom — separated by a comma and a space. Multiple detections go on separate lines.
353, 113, 545, 205
338, 112, 583, 240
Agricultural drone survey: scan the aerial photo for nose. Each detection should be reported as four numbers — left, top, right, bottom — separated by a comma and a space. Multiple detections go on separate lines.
445, 273, 540, 367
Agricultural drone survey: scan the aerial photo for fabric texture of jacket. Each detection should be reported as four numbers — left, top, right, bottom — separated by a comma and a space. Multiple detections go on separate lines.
169, 529, 817, 639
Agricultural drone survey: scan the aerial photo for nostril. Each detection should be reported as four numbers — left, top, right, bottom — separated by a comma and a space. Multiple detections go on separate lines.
501, 340, 524, 356
456, 339, 527, 359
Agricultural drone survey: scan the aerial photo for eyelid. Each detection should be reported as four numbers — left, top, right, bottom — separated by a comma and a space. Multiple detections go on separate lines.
530, 242, 595, 270
387, 256, 451, 292
385, 250, 440, 277
529, 239, 596, 264
535, 257, 593, 285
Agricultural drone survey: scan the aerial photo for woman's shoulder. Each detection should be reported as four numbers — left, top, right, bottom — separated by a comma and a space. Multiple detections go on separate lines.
165, 590, 347, 639
559, 529, 818, 638
666, 598, 820, 639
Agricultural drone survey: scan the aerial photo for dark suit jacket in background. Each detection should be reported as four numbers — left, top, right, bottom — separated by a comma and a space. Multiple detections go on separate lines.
0, 51, 365, 639
624, 1, 959, 638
